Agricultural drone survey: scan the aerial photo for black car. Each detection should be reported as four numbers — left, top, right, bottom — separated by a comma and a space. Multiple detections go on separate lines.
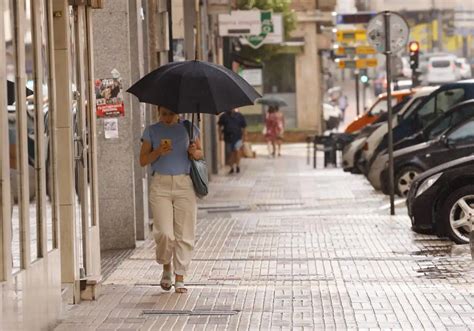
391, 99, 474, 152
407, 155, 474, 244
369, 81, 474, 169
380, 118, 474, 196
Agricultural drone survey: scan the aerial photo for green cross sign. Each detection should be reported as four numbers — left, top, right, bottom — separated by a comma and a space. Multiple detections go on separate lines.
246, 10, 273, 49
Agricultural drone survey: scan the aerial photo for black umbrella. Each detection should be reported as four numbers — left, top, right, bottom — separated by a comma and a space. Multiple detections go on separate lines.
127, 60, 261, 136
7, 80, 34, 105
256, 95, 287, 107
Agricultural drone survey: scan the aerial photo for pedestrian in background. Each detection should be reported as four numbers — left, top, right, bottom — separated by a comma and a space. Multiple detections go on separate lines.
139, 106, 202, 294
264, 106, 285, 157
338, 94, 348, 121
218, 108, 247, 174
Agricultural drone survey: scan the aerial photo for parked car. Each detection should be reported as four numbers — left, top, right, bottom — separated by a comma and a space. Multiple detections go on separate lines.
407, 154, 474, 244
344, 89, 411, 134
342, 97, 411, 173
367, 81, 474, 174
418, 52, 451, 84
358, 86, 437, 174
368, 99, 474, 192
426, 56, 461, 85
379, 117, 474, 197
455, 57, 472, 79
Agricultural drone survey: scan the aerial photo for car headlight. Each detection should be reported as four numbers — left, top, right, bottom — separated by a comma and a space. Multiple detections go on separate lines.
416, 173, 443, 197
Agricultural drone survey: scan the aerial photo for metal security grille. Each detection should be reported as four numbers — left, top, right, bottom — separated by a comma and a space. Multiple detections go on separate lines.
142, 309, 240, 316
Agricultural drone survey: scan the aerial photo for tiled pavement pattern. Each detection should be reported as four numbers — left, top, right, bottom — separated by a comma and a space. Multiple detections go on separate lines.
55, 144, 474, 330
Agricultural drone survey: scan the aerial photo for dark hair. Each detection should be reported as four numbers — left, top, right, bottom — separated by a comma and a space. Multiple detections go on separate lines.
268, 106, 279, 113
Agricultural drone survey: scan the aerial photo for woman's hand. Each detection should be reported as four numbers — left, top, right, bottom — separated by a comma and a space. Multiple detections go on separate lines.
157, 142, 172, 157
188, 142, 202, 160
140, 141, 172, 167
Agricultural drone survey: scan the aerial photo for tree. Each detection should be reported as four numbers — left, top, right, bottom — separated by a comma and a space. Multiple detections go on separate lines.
235, 0, 296, 62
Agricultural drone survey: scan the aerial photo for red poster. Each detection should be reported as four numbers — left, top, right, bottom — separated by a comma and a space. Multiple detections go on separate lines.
95, 78, 125, 118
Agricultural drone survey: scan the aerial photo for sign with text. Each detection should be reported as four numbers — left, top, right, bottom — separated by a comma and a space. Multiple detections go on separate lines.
335, 45, 376, 56
336, 29, 367, 43
95, 78, 125, 118
337, 58, 378, 69
218, 10, 261, 36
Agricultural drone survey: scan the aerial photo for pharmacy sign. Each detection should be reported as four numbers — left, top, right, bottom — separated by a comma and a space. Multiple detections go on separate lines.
246, 10, 274, 49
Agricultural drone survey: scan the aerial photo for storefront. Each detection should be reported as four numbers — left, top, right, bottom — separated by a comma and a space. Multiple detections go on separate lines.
1, 1, 101, 329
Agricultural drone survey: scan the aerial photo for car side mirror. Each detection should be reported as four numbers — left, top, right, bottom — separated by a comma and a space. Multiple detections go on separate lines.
440, 134, 454, 148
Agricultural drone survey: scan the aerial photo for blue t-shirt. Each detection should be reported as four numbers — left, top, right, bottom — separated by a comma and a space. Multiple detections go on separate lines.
141, 121, 200, 176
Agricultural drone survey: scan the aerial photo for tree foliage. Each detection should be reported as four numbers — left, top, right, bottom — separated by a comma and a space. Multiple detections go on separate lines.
235, 0, 297, 62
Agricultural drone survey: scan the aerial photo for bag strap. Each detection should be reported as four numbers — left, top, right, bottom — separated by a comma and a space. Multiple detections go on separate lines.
183, 120, 192, 141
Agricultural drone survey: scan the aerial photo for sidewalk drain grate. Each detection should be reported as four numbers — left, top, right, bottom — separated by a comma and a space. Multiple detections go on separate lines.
143, 309, 240, 316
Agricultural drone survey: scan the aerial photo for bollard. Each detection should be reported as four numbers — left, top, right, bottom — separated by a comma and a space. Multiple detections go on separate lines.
306, 136, 311, 165
313, 137, 317, 169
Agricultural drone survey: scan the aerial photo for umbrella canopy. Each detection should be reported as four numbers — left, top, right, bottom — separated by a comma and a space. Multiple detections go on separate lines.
7, 80, 34, 105
127, 60, 261, 115
256, 95, 288, 107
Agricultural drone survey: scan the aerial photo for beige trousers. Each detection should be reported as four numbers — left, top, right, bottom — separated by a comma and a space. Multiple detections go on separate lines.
149, 174, 197, 276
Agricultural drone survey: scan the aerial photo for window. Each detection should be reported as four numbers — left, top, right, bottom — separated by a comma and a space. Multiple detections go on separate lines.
417, 88, 465, 128
431, 60, 450, 68
370, 98, 395, 116
436, 88, 464, 113
448, 120, 474, 144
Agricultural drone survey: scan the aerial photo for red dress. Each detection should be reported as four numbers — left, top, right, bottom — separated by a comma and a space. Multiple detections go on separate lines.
265, 112, 284, 142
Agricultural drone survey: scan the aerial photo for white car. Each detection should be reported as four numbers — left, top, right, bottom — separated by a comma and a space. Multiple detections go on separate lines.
342, 136, 367, 172
426, 56, 461, 85
455, 58, 472, 79
358, 87, 438, 174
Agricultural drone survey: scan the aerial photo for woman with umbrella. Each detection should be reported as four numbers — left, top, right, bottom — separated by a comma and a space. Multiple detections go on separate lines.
129, 60, 260, 294
258, 96, 286, 157
139, 106, 201, 293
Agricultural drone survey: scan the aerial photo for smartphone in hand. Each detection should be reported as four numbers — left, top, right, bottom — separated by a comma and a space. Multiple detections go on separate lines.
161, 139, 172, 149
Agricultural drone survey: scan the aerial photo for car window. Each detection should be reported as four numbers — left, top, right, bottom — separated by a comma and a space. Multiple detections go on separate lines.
370, 98, 396, 116
431, 60, 451, 68
427, 113, 453, 139
448, 120, 474, 143
427, 104, 474, 139
400, 96, 426, 119
436, 88, 464, 113
417, 88, 465, 127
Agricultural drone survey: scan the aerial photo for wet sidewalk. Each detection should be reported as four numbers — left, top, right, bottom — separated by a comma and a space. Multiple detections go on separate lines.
55, 144, 473, 330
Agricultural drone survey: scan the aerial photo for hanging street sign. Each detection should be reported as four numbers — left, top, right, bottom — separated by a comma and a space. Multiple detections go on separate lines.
337, 58, 378, 69
335, 45, 377, 56
336, 29, 367, 43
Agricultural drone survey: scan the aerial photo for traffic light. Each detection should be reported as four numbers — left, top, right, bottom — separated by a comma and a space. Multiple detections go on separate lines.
360, 72, 369, 85
408, 41, 419, 70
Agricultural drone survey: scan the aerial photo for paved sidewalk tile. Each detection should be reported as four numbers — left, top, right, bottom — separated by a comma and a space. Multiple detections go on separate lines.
55, 144, 474, 330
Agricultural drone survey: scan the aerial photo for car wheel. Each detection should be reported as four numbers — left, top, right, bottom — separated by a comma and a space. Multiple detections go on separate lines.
440, 185, 474, 244
395, 166, 422, 197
